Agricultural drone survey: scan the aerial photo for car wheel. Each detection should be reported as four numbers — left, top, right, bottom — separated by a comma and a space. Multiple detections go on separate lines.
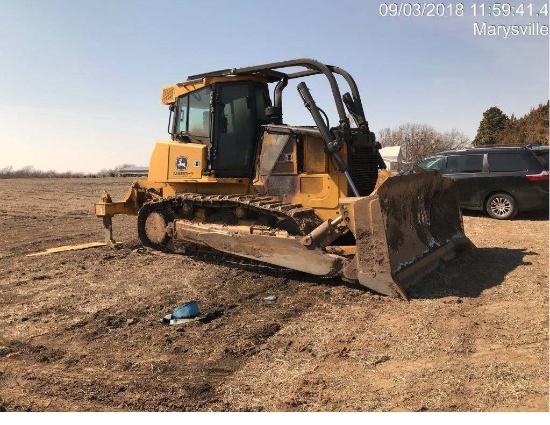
485, 193, 518, 220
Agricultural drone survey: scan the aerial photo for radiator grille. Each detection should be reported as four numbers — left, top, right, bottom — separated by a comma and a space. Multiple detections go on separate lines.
348, 145, 379, 196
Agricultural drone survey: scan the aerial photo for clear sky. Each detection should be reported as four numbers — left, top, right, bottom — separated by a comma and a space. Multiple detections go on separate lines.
1, 0, 548, 173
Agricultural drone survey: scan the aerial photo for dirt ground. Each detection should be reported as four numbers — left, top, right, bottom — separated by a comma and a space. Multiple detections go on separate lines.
0, 177, 548, 412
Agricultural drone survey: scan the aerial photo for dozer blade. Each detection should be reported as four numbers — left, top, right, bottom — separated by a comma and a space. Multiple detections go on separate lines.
172, 221, 343, 276
342, 170, 473, 298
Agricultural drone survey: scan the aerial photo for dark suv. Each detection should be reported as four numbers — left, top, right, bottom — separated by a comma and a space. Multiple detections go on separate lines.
402, 145, 549, 219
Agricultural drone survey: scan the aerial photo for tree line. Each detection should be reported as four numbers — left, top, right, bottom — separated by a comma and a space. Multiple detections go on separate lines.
378, 124, 470, 164
378, 100, 549, 164
473, 101, 549, 147
0, 164, 136, 179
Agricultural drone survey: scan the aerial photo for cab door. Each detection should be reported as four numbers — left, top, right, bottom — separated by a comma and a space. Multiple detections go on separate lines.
211, 81, 268, 178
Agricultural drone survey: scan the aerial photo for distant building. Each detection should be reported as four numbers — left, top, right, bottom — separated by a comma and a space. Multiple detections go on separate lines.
117, 166, 149, 177
379, 146, 403, 171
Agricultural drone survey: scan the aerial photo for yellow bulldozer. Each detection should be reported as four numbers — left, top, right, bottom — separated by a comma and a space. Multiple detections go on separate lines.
94, 58, 471, 299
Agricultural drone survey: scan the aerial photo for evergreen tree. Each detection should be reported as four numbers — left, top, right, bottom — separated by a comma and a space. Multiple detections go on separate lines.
496, 101, 549, 145
473, 106, 508, 146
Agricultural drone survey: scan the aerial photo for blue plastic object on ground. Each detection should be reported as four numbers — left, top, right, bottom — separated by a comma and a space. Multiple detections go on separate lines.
172, 301, 200, 319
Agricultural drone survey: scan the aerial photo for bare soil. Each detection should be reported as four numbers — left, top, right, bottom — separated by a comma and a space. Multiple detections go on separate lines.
0, 178, 548, 412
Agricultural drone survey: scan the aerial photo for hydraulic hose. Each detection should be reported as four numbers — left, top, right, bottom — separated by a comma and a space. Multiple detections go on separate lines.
297, 82, 360, 197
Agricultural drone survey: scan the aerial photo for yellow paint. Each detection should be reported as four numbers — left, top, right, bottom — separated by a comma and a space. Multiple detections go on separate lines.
147, 141, 170, 182
303, 136, 327, 173
94, 201, 131, 216
299, 176, 323, 194
280, 173, 345, 220
167, 142, 206, 181
145, 140, 255, 195
161, 75, 269, 105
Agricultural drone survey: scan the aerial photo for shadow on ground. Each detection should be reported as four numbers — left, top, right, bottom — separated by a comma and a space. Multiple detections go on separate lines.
408, 247, 534, 299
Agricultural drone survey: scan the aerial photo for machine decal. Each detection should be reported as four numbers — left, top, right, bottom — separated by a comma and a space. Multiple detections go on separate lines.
193, 160, 201, 167
176, 157, 188, 170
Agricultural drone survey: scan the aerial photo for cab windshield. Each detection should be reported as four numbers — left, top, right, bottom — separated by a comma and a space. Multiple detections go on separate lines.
174, 86, 212, 143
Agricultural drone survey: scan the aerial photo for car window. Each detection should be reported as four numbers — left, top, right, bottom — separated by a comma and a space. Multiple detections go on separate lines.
416, 156, 445, 171
445, 154, 483, 174
488, 153, 527, 172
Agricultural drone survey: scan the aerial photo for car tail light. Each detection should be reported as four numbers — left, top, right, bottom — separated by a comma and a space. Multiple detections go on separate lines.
526, 170, 549, 181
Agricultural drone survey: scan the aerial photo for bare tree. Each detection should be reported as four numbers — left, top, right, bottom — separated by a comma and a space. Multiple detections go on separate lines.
378, 123, 471, 163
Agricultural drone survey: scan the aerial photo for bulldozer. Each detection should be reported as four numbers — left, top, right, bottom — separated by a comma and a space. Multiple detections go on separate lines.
94, 58, 471, 299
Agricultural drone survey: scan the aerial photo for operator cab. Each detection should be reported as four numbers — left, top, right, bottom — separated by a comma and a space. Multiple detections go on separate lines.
170, 80, 270, 178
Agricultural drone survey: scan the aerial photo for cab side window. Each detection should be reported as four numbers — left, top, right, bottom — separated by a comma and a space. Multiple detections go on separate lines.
174, 86, 212, 141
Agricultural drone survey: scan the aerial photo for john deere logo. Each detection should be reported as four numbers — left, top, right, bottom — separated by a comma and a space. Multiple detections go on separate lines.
176, 156, 187, 170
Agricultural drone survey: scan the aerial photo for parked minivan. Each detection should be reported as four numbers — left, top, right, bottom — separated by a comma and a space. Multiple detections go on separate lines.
401, 145, 549, 219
